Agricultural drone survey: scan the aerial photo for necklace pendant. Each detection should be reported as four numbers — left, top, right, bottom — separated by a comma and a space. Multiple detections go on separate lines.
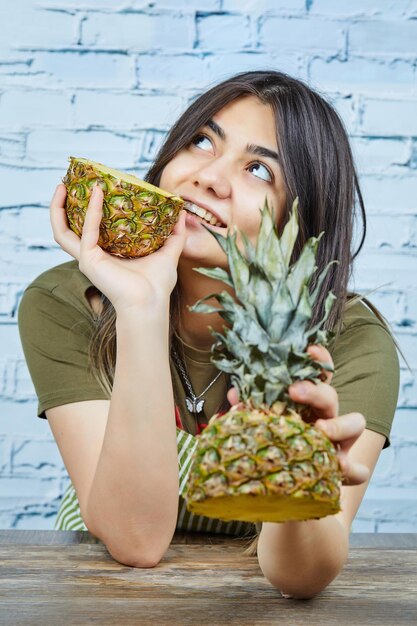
185, 397, 205, 414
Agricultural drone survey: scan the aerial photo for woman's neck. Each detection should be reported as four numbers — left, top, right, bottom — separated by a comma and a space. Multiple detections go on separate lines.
175, 259, 232, 350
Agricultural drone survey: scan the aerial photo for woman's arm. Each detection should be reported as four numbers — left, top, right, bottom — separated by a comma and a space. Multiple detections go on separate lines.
85, 305, 179, 568
48, 183, 188, 567
228, 344, 382, 598
257, 427, 385, 599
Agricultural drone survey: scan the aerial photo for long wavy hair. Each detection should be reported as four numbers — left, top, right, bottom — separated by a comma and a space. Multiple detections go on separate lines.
87, 70, 368, 556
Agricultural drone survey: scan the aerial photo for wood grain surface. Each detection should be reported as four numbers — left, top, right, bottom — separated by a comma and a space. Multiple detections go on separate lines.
0, 531, 416, 625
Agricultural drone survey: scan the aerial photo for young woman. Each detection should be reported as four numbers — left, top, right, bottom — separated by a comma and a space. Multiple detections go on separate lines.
18, 71, 400, 599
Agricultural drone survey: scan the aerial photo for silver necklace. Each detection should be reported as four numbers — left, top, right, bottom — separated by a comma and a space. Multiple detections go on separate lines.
171, 345, 222, 415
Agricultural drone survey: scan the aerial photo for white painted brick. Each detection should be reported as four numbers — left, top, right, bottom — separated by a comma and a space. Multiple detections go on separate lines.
74, 91, 184, 130
196, 13, 251, 50
9, 359, 38, 401
349, 20, 417, 56
351, 138, 410, 173
141, 130, 167, 161
0, 400, 49, 437
0, 90, 72, 131
359, 175, 417, 213
0, 134, 26, 161
0, 512, 19, 528
372, 444, 396, 481
354, 487, 417, 520
352, 251, 416, 292
0, 438, 9, 473
351, 519, 376, 532
395, 332, 417, 369
41, 0, 221, 7
223, 0, 305, 11
0, 476, 61, 499
0, 2, 76, 51
82, 12, 194, 50
0, 282, 27, 319
0, 207, 53, 252
258, 16, 346, 53
14, 508, 57, 530
377, 520, 417, 532
398, 372, 416, 407
205, 52, 305, 84
390, 409, 417, 442
137, 54, 209, 89
360, 98, 417, 137
405, 291, 417, 323
310, 57, 414, 94
30, 52, 135, 89
26, 129, 138, 168
0, 246, 71, 282
0, 53, 52, 89
328, 95, 356, 135
362, 291, 405, 325
0, 166, 61, 208
0, 325, 27, 357
395, 444, 417, 481
364, 215, 416, 250
12, 439, 65, 475
163, 0, 221, 7
310, 0, 414, 18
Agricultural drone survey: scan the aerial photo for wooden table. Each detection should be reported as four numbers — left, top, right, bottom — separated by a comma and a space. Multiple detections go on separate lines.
0, 531, 416, 625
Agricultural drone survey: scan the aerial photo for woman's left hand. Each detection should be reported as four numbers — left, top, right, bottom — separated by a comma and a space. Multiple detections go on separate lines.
227, 344, 370, 486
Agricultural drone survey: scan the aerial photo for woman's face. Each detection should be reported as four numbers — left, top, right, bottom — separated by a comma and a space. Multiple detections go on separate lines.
159, 95, 287, 267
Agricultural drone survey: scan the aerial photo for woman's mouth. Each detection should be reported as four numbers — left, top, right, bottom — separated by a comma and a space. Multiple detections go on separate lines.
183, 201, 225, 228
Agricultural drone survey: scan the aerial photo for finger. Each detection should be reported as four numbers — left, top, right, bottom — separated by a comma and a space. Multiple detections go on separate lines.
154, 209, 187, 260
307, 344, 334, 384
337, 449, 370, 486
289, 380, 338, 420
79, 184, 104, 254
316, 412, 366, 451
227, 386, 239, 406
50, 184, 82, 259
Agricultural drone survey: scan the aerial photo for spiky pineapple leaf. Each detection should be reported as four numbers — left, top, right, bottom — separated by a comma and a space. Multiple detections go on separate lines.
190, 197, 338, 410
226, 229, 250, 302
200, 223, 228, 255
280, 198, 299, 266
239, 230, 256, 264
286, 233, 323, 306
268, 282, 294, 341
193, 266, 233, 288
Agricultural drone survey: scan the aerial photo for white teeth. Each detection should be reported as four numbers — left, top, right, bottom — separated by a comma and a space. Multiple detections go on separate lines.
184, 201, 223, 227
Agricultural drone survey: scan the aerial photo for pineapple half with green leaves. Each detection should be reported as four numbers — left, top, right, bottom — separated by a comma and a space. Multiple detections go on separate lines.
184, 199, 343, 523
63, 157, 184, 258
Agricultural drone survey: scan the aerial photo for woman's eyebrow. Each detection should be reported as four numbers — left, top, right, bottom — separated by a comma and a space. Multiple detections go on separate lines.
205, 119, 280, 163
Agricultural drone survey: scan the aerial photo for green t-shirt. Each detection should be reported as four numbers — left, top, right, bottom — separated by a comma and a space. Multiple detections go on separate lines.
18, 260, 400, 449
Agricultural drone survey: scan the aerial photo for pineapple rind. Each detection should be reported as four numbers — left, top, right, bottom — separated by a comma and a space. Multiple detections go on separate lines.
184, 200, 342, 523
185, 404, 343, 523
63, 156, 184, 258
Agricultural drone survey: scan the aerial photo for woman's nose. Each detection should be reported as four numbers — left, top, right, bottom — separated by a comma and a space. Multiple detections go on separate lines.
192, 159, 232, 199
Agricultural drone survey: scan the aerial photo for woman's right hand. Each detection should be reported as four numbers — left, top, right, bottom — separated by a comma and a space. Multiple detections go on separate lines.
50, 183, 187, 313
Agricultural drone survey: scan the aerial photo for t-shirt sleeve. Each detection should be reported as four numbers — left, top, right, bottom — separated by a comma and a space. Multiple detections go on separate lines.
330, 321, 400, 449
18, 286, 110, 419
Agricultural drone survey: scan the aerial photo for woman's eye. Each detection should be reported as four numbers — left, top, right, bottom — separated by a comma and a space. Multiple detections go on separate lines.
248, 162, 273, 182
191, 134, 213, 151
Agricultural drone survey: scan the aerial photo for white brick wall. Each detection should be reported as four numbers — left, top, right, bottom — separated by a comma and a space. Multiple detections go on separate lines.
0, 0, 416, 532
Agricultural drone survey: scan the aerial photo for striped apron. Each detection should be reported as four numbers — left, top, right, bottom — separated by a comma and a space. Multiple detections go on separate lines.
55, 426, 256, 538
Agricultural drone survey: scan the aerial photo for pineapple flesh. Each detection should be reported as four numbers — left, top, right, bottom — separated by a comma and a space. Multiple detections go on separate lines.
63, 157, 184, 258
185, 200, 343, 523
